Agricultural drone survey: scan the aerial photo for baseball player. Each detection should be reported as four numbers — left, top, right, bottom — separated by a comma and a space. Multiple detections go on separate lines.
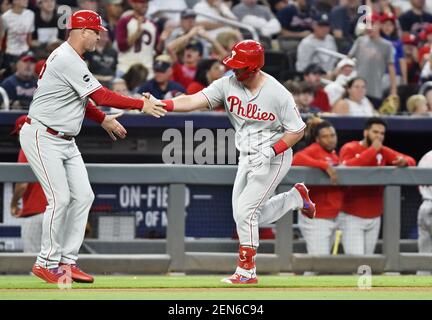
149, 40, 316, 284
417, 150, 432, 275
19, 10, 165, 284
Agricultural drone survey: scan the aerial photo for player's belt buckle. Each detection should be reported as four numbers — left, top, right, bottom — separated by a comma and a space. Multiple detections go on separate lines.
26, 117, 74, 141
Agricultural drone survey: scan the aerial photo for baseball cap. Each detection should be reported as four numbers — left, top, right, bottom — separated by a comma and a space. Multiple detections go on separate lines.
401, 33, 417, 45
380, 12, 396, 23
10, 115, 27, 135
314, 13, 330, 26
181, 9, 196, 19
185, 39, 204, 55
303, 63, 326, 75
336, 58, 356, 69
153, 54, 172, 72
18, 51, 36, 63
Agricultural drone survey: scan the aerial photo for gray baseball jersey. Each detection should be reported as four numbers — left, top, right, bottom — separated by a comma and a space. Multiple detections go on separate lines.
28, 42, 102, 136
201, 72, 305, 154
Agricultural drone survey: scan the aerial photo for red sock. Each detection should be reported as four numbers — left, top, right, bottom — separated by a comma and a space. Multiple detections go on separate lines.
237, 245, 256, 270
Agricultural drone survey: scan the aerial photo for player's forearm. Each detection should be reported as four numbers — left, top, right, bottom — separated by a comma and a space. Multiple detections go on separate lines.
11, 183, 28, 206
341, 147, 378, 166
293, 153, 329, 171
162, 93, 209, 112
90, 87, 143, 110
85, 100, 106, 123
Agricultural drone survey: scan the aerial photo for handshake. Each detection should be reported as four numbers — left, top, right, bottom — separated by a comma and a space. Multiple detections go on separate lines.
141, 93, 167, 118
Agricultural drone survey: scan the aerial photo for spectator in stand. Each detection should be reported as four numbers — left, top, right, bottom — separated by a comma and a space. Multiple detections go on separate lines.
0, 51, 37, 109
147, 0, 187, 23
339, 117, 416, 255
417, 24, 432, 66
333, 77, 377, 116
324, 57, 357, 107
402, 33, 421, 84
419, 49, 432, 81
268, 0, 289, 14
122, 63, 148, 96
399, 0, 432, 35
137, 54, 185, 100
406, 94, 431, 115
167, 37, 204, 89
416, 149, 432, 275
329, 0, 361, 40
102, 0, 124, 42
348, 13, 398, 109
115, 0, 158, 77
293, 120, 343, 255
84, 30, 118, 87
296, 81, 321, 114
10, 115, 47, 253
0, 0, 35, 76
295, 13, 338, 74
111, 78, 130, 96
214, 29, 242, 60
187, 58, 224, 94
302, 63, 331, 113
380, 12, 408, 88
32, 0, 65, 46
231, 0, 282, 39
193, 0, 237, 39
277, 0, 318, 39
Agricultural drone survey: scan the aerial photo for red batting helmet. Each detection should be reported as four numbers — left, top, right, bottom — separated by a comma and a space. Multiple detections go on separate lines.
69, 10, 107, 31
223, 40, 264, 80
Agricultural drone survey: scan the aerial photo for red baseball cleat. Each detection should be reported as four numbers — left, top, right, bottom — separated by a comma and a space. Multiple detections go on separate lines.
221, 273, 258, 284
59, 263, 94, 283
32, 264, 69, 284
294, 182, 316, 219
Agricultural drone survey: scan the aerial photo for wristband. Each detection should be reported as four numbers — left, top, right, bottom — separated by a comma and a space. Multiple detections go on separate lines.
271, 139, 289, 155
161, 99, 174, 112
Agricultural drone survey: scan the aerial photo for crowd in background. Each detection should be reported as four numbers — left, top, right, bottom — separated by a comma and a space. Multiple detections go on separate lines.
1, 0, 432, 117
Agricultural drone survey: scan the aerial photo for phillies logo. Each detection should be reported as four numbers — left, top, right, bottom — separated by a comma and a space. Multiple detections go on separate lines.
227, 96, 276, 121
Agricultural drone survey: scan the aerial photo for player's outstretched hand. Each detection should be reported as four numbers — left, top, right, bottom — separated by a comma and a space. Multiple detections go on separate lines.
101, 112, 127, 141
141, 94, 167, 118
325, 166, 339, 185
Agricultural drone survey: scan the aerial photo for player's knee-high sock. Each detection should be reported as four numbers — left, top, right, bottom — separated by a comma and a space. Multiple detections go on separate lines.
235, 245, 257, 278
258, 188, 303, 225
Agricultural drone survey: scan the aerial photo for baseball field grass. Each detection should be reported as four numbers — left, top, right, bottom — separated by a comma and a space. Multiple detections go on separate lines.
1, 275, 432, 300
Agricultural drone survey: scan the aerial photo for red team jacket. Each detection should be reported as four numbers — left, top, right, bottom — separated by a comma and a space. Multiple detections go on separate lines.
292, 143, 343, 219
340, 141, 416, 218
18, 149, 47, 217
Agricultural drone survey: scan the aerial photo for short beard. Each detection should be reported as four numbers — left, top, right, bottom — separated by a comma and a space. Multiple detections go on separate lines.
365, 136, 372, 146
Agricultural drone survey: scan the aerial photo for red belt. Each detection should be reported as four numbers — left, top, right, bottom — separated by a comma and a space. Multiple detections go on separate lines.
25, 117, 74, 141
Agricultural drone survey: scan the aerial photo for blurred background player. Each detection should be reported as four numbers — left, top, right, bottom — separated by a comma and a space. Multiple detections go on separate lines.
338, 117, 416, 255
293, 120, 343, 255
416, 149, 432, 275
10, 115, 47, 253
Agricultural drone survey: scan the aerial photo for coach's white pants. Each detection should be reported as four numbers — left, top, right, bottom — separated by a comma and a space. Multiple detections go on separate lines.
337, 212, 381, 255
20, 121, 94, 268
21, 214, 44, 253
417, 200, 432, 274
298, 213, 338, 254
232, 149, 303, 248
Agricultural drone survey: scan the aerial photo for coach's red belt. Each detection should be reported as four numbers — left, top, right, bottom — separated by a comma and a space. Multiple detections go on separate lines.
25, 117, 74, 141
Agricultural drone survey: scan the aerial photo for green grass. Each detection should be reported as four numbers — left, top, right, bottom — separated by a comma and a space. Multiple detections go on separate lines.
0, 275, 432, 300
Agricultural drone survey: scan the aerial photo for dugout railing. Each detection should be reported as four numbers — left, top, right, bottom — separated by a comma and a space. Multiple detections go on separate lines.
0, 164, 432, 274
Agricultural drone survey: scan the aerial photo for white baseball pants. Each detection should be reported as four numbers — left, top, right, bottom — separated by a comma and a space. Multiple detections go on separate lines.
20, 120, 94, 268
337, 212, 381, 255
298, 213, 339, 254
232, 149, 303, 248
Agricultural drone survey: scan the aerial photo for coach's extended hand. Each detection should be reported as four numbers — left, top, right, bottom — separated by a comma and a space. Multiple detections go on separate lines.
101, 112, 127, 141
141, 95, 167, 118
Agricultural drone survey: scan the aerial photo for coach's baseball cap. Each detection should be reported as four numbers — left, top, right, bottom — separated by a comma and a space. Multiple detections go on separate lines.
18, 51, 36, 63
181, 9, 196, 19
185, 39, 204, 55
153, 54, 172, 72
10, 115, 28, 135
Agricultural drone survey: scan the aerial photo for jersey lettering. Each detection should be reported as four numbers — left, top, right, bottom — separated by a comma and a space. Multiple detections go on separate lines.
227, 95, 276, 121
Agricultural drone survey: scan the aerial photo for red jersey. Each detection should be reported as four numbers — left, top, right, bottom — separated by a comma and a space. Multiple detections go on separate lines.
340, 141, 416, 218
186, 81, 205, 95
292, 143, 343, 219
18, 149, 47, 217
418, 44, 431, 65
312, 86, 331, 112
172, 62, 196, 89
